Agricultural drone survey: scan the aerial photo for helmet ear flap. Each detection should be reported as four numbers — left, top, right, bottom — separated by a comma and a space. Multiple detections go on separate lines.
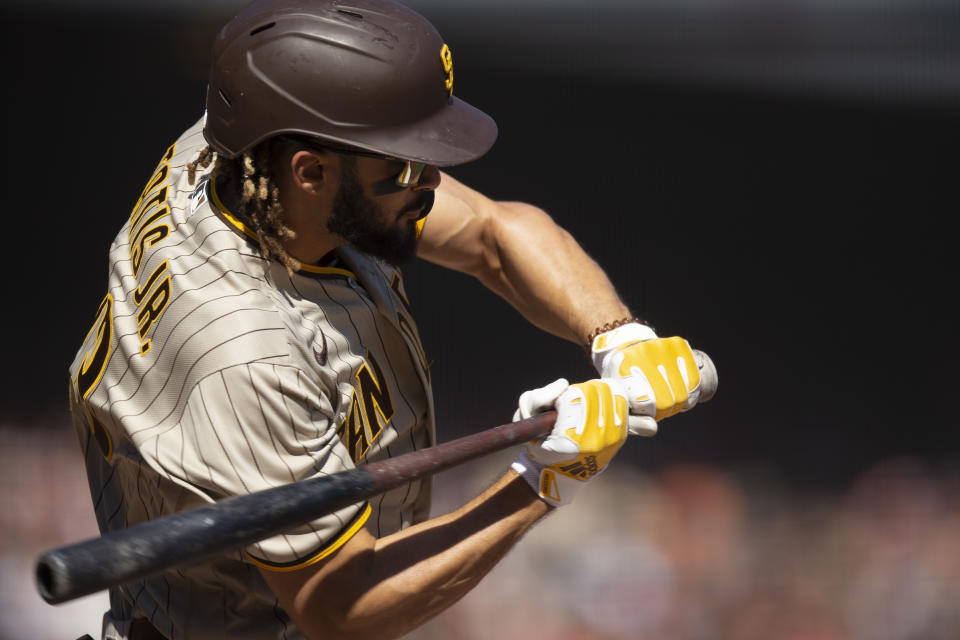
202, 0, 496, 166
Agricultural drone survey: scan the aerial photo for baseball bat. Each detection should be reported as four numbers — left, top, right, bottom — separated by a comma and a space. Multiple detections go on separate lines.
36, 350, 717, 605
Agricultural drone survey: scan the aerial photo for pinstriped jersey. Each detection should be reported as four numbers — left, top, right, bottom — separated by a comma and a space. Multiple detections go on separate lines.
68, 118, 435, 640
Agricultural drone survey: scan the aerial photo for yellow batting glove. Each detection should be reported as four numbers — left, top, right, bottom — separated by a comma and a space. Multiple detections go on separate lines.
590, 323, 701, 436
511, 378, 629, 507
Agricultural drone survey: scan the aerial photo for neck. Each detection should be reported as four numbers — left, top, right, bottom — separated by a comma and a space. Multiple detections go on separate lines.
214, 173, 245, 222
215, 172, 342, 266
283, 226, 345, 266
277, 183, 343, 266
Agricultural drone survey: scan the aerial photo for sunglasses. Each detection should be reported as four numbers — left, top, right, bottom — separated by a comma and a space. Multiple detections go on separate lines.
284, 136, 429, 188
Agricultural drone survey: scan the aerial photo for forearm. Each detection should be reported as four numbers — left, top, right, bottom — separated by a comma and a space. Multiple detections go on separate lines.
267, 471, 549, 640
355, 472, 547, 635
481, 201, 632, 344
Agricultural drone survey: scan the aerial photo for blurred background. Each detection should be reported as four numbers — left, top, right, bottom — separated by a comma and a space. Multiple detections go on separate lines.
1, 0, 958, 638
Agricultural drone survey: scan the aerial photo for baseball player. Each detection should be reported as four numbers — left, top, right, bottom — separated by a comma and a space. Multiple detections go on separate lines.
67, 1, 706, 638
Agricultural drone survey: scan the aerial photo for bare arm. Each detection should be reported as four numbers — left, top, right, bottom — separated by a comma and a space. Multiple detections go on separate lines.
417, 172, 632, 344
260, 471, 549, 640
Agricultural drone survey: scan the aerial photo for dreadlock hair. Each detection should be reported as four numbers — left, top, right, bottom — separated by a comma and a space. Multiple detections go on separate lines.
186, 139, 301, 275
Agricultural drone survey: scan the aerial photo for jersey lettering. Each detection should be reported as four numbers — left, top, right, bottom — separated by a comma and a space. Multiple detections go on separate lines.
136, 263, 172, 354
125, 144, 177, 350
131, 186, 168, 232
336, 351, 395, 462
339, 395, 367, 462
357, 353, 394, 436
131, 222, 170, 277
133, 260, 169, 306
129, 144, 175, 277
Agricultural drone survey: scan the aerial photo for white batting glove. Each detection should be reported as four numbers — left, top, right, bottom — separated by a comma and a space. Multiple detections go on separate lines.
590, 323, 701, 437
511, 378, 629, 507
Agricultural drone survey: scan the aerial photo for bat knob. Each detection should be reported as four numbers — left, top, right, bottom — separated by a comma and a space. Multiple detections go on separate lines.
693, 349, 718, 403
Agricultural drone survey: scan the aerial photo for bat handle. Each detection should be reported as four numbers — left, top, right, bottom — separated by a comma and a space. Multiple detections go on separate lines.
693, 349, 718, 403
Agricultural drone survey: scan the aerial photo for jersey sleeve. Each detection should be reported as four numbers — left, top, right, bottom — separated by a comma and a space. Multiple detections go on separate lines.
161, 360, 368, 569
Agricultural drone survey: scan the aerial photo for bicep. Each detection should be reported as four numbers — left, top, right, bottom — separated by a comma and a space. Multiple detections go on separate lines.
415, 172, 493, 273
417, 172, 542, 285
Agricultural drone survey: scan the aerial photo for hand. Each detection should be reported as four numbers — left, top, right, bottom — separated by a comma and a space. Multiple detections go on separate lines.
511, 378, 629, 507
590, 323, 701, 436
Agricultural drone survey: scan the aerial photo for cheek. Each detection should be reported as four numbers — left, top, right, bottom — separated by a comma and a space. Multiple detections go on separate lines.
379, 193, 413, 219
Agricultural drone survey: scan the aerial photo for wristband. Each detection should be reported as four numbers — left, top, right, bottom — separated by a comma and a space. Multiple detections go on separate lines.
585, 317, 648, 352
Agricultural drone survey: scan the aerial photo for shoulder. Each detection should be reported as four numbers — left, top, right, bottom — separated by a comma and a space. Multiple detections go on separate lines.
169, 117, 215, 188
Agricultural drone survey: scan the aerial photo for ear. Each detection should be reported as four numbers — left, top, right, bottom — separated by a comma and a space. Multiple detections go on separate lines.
288, 149, 330, 196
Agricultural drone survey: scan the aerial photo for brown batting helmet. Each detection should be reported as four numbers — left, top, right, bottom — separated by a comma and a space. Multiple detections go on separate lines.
203, 0, 497, 166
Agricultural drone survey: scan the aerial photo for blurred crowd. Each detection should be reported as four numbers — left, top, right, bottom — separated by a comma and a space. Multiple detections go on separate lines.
2, 418, 958, 640
415, 453, 960, 640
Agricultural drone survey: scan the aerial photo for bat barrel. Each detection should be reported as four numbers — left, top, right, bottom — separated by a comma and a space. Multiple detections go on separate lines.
36, 468, 375, 604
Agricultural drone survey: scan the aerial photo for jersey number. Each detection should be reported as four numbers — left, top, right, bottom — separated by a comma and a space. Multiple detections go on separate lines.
75, 294, 115, 460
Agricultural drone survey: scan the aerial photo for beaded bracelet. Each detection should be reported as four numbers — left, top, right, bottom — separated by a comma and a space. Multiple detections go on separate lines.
584, 317, 650, 351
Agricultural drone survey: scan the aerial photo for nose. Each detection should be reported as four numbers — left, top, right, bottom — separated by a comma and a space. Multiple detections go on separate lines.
413, 164, 441, 191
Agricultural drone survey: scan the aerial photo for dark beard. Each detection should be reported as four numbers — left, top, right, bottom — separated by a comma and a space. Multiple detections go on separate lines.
326, 160, 434, 266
